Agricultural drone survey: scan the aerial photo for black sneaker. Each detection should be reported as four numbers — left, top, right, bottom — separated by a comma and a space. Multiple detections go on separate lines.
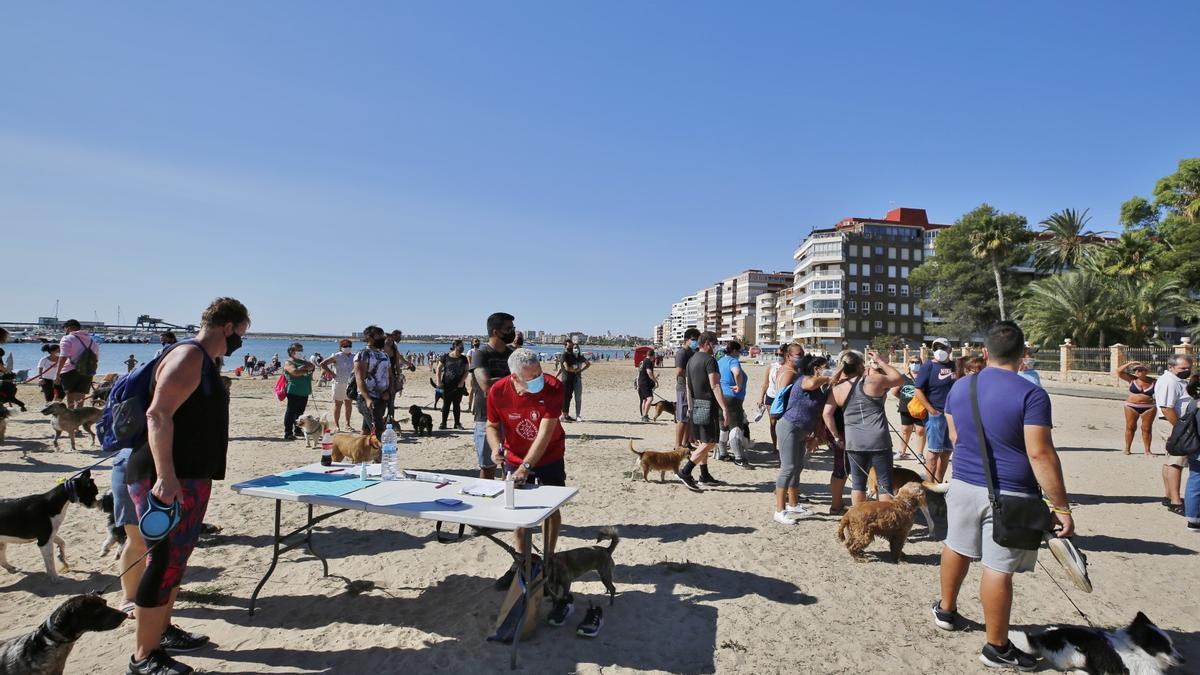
979, 641, 1037, 671
698, 475, 725, 487
547, 595, 575, 626
576, 603, 603, 638
1187, 521, 1200, 532
494, 564, 517, 590
676, 471, 702, 493
453, 423, 465, 430
283, 434, 295, 441
438, 423, 448, 430
733, 459, 753, 469
931, 600, 965, 631
160, 624, 208, 654
562, 416, 575, 423
127, 649, 194, 675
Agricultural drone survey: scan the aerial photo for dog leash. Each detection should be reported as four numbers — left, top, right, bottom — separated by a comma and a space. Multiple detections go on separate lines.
91, 539, 165, 597
1036, 559, 1096, 627
56, 450, 122, 485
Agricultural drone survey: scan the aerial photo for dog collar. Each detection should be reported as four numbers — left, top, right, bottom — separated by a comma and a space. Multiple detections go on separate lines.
63, 477, 79, 503
40, 618, 72, 645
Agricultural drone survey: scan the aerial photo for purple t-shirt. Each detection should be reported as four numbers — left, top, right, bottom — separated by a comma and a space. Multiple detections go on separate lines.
944, 368, 1052, 495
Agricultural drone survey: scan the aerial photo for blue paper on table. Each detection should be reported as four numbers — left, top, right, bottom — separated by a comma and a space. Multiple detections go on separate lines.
236, 470, 374, 497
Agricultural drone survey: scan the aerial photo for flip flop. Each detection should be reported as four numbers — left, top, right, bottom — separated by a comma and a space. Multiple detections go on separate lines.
1046, 536, 1092, 593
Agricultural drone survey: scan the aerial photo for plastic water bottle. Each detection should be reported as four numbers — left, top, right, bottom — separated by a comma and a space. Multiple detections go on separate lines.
380, 424, 398, 481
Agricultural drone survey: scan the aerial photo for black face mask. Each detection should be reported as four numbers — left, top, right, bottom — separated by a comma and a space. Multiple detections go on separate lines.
1178, 369, 1192, 380
500, 329, 517, 344
225, 332, 243, 357
371, 337, 386, 349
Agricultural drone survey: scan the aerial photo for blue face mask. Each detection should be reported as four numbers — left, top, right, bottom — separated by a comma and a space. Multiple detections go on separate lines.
524, 374, 545, 394
689, 340, 699, 350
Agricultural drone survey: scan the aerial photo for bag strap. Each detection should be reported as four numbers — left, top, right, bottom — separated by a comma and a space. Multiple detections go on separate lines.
968, 374, 999, 501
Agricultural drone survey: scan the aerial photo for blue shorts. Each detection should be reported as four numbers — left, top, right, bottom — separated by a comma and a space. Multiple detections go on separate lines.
925, 413, 950, 453
110, 448, 138, 527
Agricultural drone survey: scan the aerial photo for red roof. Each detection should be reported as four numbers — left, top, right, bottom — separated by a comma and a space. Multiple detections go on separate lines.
836, 207, 949, 231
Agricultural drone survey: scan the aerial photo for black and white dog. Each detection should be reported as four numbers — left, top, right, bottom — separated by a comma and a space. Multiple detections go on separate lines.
0, 471, 100, 578
97, 490, 127, 559
1011, 612, 1184, 675
0, 594, 127, 675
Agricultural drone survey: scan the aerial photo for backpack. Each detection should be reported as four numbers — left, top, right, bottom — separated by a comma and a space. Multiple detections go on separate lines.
274, 374, 288, 401
770, 383, 793, 417
1165, 400, 1200, 457
441, 354, 466, 389
72, 335, 98, 378
97, 341, 213, 451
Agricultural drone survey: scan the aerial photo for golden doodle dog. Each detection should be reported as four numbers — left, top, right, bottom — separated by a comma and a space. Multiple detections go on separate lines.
330, 432, 381, 464
836, 481, 930, 563
866, 465, 947, 530
628, 440, 689, 482
40, 403, 103, 451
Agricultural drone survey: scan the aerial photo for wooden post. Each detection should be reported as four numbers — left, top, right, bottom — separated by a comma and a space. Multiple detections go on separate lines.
1060, 339, 1073, 377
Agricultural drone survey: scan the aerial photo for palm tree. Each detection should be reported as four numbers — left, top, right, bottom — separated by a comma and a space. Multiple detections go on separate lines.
1033, 208, 1103, 273
1015, 271, 1118, 347
968, 211, 1031, 321
1089, 229, 1162, 280
1112, 276, 1200, 346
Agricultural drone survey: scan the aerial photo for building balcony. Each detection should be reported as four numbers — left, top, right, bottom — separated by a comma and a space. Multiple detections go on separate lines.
793, 290, 843, 306
793, 308, 843, 321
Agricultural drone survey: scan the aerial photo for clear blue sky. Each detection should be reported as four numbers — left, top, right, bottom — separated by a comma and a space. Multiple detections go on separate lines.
2, 2, 1196, 336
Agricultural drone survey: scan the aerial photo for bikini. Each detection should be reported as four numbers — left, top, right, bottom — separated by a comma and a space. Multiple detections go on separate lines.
1126, 378, 1156, 411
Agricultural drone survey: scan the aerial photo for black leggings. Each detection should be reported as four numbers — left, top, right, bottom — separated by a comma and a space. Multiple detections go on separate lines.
358, 396, 388, 438
40, 379, 64, 403
561, 374, 578, 415
284, 394, 309, 436
441, 389, 464, 426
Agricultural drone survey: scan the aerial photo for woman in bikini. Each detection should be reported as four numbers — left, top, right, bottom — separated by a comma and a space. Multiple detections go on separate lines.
1117, 360, 1157, 455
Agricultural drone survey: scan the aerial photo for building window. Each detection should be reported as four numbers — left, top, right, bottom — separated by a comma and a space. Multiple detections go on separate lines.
848, 300, 857, 312
874, 320, 883, 330
875, 283, 883, 292
899, 321, 908, 334
862, 285, 870, 296
862, 305, 869, 315
874, 246, 884, 256
888, 321, 896, 334
913, 322, 922, 334
849, 244, 858, 257
901, 285, 910, 297
901, 248, 910, 261
888, 247, 897, 258
887, 265, 896, 277
901, 266, 910, 279
849, 263, 857, 276
874, 302, 883, 311
848, 281, 857, 293
901, 303, 909, 315
888, 284, 896, 295
913, 250, 922, 261
887, 303, 896, 315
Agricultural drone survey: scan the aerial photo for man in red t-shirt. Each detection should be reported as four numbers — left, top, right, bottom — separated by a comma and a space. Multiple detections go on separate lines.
486, 348, 566, 588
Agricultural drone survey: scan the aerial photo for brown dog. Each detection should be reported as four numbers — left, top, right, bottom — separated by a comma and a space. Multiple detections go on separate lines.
866, 466, 947, 530
650, 400, 676, 421
330, 432, 381, 464
40, 403, 103, 451
836, 482, 927, 563
546, 527, 619, 605
629, 440, 689, 482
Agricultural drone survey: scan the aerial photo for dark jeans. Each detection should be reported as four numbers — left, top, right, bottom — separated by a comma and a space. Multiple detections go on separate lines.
561, 373, 579, 415
441, 389, 464, 426
40, 379, 64, 403
284, 394, 309, 436
358, 395, 387, 438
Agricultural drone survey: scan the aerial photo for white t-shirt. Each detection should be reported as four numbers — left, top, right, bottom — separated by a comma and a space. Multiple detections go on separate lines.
766, 361, 782, 398
1154, 370, 1194, 421
331, 352, 354, 384
37, 356, 58, 381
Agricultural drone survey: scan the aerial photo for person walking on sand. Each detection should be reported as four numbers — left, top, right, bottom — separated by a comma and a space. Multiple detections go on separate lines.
676, 331, 728, 492
320, 339, 355, 431
1156, 354, 1194, 515
282, 343, 314, 441
913, 337, 956, 482
29, 344, 65, 402
124, 297, 249, 675
932, 321, 1076, 671
1116, 360, 1157, 456
53, 319, 100, 409
471, 313, 515, 479
673, 328, 701, 449
774, 352, 828, 524
354, 326, 392, 438
824, 350, 906, 507
638, 350, 657, 422
436, 339, 469, 430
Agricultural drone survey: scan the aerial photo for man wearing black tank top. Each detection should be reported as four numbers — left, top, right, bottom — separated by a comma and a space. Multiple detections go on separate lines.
125, 297, 249, 675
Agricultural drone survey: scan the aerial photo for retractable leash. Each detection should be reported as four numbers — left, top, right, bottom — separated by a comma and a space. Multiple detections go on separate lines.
1037, 559, 1096, 628
92, 496, 180, 597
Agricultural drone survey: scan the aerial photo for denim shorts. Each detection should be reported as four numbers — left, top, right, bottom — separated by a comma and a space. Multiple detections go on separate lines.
110, 448, 138, 527
924, 413, 950, 453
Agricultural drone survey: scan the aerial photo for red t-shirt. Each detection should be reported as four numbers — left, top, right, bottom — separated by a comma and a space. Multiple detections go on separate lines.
486, 374, 565, 466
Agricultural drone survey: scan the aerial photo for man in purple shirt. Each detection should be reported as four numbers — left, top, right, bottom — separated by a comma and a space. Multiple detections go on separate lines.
930, 321, 1075, 670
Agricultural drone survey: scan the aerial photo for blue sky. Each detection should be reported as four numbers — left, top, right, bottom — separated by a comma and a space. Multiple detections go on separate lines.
2, 2, 1197, 336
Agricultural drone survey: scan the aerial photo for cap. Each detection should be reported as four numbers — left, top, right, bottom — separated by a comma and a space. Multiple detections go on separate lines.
931, 337, 951, 349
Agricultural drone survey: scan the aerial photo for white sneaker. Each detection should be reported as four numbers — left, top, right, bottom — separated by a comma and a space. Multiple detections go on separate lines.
785, 504, 814, 518
773, 511, 798, 525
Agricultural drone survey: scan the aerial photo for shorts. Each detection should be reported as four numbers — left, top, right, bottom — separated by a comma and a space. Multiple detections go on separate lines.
924, 413, 950, 453
898, 409, 916, 426
691, 402, 721, 444
675, 390, 689, 423
61, 370, 93, 395
110, 448, 138, 527
504, 458, 566, 487
474, 421, 495, 469
1159, 424, 1189, 467
638, 383, 654, 400
128, 478, 212, 607
332, 380, 350, 402
944, 479, 1038, 574
847, 451, 892, 493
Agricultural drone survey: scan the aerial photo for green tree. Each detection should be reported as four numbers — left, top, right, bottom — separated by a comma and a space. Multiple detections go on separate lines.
1016, 271, 1118, 347
965, 205, 1032, 321
1087, 229, 1163, 280
1033, 208, 1102, 273
1110, 276, 1199, 347
1153, 158, 1200, 289
909, 204, 1031, 338
1118, 196, 1159, 231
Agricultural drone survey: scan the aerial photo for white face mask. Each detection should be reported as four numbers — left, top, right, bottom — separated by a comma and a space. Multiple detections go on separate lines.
340, 347, 352, 354
294, 353, 305, 361
909, 363, 920, 373
933, 349, 949, 363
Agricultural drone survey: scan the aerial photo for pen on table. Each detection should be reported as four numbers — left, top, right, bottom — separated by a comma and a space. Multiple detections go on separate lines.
434, 481, 450, 489
324, 468, 343, 474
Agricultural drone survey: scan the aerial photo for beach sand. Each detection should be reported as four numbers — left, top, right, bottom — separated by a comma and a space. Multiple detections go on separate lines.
0, 362, 1196, 674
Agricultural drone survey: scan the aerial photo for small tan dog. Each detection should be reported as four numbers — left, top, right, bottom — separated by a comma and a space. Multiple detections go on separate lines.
836, 481, 929, 563
40, 403, 103, 451
866, 465, 947, 529
629, 440, 689, 482
330, 432, 381, 464
294, 414, 330, 448
650, 400, 676, 421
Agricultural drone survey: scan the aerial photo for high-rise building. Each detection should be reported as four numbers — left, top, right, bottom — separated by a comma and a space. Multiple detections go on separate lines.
792, 207, 948, 350
755, 286, 795, 347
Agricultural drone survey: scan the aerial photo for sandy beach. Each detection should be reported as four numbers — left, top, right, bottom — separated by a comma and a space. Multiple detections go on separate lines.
0, 361, 1196, 674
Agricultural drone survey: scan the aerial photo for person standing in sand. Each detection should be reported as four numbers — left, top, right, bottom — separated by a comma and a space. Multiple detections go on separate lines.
53, 319, 100, 409
715, 340, 752, 468
124, 297, 249, 675
320, 339, 356, 431
436, 339, 469, 430
637, 350, 657, 422
673, 328, 701, 449
1156, 354, 1194, 515
383, 330, 416, 422
126, 354, 139, 373
759, 350, 786, 450
354, 326, 392, 438
471, 313, 515, 479
824, 350, 906, 507
282, 343, 314, 441
559, 339, 589, 422
1115, 360, 1157, 456
913, 337, 956, 482
677, 331, 728, 492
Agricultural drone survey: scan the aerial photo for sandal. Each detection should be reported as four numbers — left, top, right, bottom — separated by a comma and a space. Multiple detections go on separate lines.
828, 505, 847, 516
1166, 503, 1185, 515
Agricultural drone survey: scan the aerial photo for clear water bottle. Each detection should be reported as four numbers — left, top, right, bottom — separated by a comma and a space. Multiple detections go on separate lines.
380, 424, 398, 481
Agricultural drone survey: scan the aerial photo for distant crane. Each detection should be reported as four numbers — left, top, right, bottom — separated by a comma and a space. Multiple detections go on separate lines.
134, 314, 198, 333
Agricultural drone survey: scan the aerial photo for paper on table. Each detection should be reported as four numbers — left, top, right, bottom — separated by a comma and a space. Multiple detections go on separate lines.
460, 481, 505, 498
403, 470, 452, 484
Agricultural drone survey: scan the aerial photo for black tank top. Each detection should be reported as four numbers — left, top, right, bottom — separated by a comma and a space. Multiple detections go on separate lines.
127, 343, 229, 482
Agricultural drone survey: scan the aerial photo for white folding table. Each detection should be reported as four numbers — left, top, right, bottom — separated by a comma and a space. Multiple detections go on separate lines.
231, 463, 577, 669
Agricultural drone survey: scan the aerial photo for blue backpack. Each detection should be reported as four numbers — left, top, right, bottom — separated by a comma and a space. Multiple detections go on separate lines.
97, 341, 213, 451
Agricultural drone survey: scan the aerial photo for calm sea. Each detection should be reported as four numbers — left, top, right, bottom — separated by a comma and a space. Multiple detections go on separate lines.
3, 338, 632, 376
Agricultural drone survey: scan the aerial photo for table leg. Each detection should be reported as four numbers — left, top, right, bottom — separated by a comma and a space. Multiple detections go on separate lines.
509, 528, 532, 670
304, 503, 330, 577
248, 499, 282, 617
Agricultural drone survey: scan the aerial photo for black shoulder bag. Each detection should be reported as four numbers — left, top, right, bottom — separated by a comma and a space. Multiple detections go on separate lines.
968, 374, 1053, 551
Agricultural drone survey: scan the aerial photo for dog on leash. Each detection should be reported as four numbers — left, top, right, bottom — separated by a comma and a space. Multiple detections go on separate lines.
1009, 612, 1183, 675
97, 491, 127, 560
0, 471, 100, 578
0, 374, 25, 412
628, 441, 689, 482
650, 399, 676, 421
866, 465, 947, 530
39, 403, 103, 451
546, 527, 619, 606
836, 481, 930, 563
0, 594, 127, 675
330, 432, 381, 464
294, 414, 329, 448
409, 405, 433, 436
